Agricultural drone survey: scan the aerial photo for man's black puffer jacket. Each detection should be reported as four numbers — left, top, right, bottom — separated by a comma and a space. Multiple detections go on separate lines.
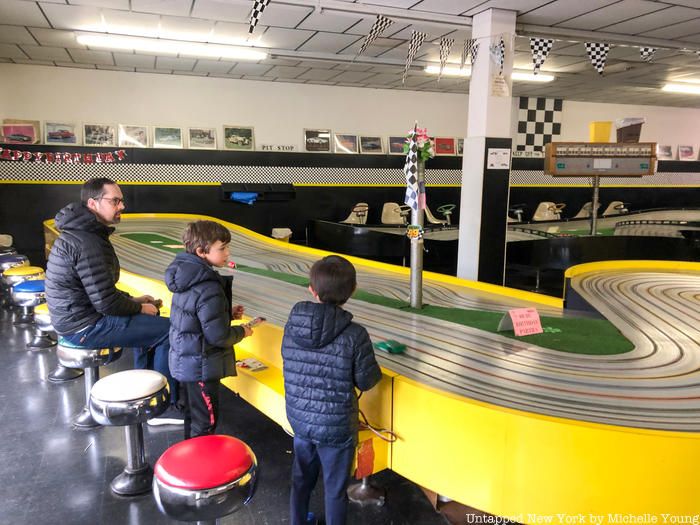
165, 252, 244, 382
46, 203, 140, 334
282, 301, 382, 447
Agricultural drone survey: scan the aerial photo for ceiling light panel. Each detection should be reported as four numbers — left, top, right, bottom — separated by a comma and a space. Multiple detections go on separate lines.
132, 0, 192, 17
158, 16, 215, 42
190, 0, 251, 23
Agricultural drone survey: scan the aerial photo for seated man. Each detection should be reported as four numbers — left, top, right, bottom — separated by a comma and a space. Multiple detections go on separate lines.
45, 177, 181, 424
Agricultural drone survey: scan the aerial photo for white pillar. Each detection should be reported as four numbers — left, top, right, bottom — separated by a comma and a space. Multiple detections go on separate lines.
457, 9, 515, 282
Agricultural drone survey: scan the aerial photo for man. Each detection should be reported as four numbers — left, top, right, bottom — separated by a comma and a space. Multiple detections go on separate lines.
45, 177, 182, 425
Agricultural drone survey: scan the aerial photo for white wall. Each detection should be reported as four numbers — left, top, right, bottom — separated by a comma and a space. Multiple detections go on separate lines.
1, 63, 699, 152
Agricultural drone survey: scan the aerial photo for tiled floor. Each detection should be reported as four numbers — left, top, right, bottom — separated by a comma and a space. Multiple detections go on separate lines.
0, 307, 447, 525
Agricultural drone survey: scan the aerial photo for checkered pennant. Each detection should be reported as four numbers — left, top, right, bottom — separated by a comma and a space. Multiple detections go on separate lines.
530, 38, 553, 74
249, 0, 271, 35
357, 15, 393, 56
404, 126, 419, 212
585, 42, 610, 74
461, 39, 479, 69
490, 36, 505, 73
640, 47, 656, 62
438, 37, 455, 80
402, 30, 427, 84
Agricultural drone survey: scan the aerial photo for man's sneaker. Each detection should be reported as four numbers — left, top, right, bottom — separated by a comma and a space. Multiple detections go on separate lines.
147, 405, 184, 426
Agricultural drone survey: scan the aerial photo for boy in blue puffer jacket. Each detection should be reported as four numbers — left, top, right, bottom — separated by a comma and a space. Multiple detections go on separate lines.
282, 255, 382, 525
165, 220, 253, 439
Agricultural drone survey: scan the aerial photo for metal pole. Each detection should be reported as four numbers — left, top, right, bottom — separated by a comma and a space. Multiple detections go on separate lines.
590, 175, 600, 235
409, 160, 425, 308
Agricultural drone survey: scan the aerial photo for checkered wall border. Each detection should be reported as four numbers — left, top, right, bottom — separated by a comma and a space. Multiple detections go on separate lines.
516, 97, 562, 153
510, 170, 700, 186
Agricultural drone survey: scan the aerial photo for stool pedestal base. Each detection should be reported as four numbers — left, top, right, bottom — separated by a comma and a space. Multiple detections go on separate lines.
28, 329, 56, 349
111, 464, 153, 496
72, 366, 100, 429
48, 364, 84, 383
14, 306, 34, 325
347, 477, 386, 507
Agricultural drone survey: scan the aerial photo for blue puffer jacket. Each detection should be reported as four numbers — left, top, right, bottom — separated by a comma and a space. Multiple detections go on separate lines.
282, 301, 382, 447
165, 252, 244, 382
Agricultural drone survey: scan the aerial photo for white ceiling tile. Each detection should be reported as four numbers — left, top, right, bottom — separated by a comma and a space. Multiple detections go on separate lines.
346, 37, 404, 58
55, 61, 97, 70
29, 28, 86, 49
41, 3, 104, 31
297, 11, 363, 33
113, 52, 156, 68
361, 0, 423, 7
296, 32, 360, 53
331, 70, 376, 82
558, 0, 665, 31
601, 6, 699, 34
464, 0, 553, 16
229, 63, 273, 75
332, 63, 373, 72
209, 21, 252, 46
159, 16, 215, 41
20, 44, 72, 61
96, 64, 136, 71
343, 16, 381, 36
101, 9, 161, 37
68, 0, 130, 8
641, 17, 700, 39
192, 59, 234, 74
69, 48, 114, 65
191, 0, 250, 23
365, 73, 401, 84
0, 25, 36, 45
155, 56, 196, 70
132, 0, 192, 17
259, 57, 301, 66
0, 44, 27, 59
0, 0, 50, 27
259, 27, 315, 50
297, 60, 335, 69
411, 0, 480, 16
13, 58, 56, 66
255, 4, 313, 29
240, 75, 273, 81
388, 21, 454, 40
297, 68, 342, 81
264, 65, 309, 78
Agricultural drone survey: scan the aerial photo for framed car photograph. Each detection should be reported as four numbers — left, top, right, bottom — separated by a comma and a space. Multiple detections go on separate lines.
656, 144, 673, 160
1, 120, 39, 144
359, 135, 384, 154
223, 126, 254, 151
188, 127, 217, 150
153, 126, 183, 149
457, 138, 464, 155
334, 133, 358, 154
678, 145, 696, 161
84, 124, 115, 147
388, 136, 407, 155
304, 129, 331, 153
435, 137, 456, 155
118, 124, 149, 148
44, 122, 78, 145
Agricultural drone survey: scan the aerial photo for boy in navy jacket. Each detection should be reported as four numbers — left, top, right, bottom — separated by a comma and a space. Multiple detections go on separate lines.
282, 255, 382, 525
165, 220, 252, 439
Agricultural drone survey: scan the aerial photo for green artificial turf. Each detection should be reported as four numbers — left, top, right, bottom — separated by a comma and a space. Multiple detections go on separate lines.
558, 227, 616, 236
122, 231, 634, 355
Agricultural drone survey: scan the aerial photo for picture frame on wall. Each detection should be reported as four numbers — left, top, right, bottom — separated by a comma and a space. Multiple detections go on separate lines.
44, 122, 78, 145
359, 135, 384, 154
435, 137, 456, 155
153, 126, 183, 149
333, 133, 358, 154
678, 145, 696, 161
656, 144, 673, 160
84, 124, 115, 146
304, 129, 331, 153
223, 126, 254, 151
118, 124, 149, 148
188, 127, 217, 150
388, 136, 407, 155
457, 138, 464, 155
1, 119, 40, 144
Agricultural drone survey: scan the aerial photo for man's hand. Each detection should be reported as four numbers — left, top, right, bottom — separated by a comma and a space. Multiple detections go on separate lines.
242, 325, 253, 337
141, 302, 159, 315
134, 295, 156, 304
232, 304, 245, 320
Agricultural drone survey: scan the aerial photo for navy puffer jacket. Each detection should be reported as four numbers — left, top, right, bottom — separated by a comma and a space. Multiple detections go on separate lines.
282, 301, 382, 447
46, 203, 140, 334
165, 252, 245, 382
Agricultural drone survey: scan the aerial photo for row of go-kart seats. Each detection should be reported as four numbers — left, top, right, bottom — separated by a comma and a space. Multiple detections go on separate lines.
509, 200, 629, 223
342, 202, 455, 226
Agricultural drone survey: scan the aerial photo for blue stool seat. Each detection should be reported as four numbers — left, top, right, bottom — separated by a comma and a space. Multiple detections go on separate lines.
0, 254, 27, 264
13, 279, 45, 293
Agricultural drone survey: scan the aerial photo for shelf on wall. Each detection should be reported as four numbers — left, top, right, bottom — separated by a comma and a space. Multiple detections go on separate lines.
221, 183, 296, 203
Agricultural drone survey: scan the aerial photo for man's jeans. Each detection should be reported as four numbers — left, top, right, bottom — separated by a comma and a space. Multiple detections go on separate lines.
61, 314, 178, 405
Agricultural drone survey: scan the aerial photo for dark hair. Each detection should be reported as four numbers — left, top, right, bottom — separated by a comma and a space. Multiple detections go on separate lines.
182, 220, 231, 254
309, 255, 356, 305
81, 177, 118, 204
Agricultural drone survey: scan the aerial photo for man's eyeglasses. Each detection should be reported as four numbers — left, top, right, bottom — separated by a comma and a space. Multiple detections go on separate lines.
98, 196, 125, 206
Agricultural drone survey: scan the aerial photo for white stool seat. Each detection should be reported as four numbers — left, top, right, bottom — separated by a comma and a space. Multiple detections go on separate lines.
92, 370, 168, 402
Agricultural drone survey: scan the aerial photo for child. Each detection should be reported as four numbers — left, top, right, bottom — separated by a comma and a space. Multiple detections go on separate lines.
165, 220, 253, 439
282, 255, 382, 525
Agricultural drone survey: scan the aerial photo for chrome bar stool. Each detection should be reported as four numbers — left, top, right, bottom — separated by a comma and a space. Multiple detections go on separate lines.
11, 278, 45, 325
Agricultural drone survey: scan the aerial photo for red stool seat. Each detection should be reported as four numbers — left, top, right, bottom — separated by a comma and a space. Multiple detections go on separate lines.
155, 435, 254, 490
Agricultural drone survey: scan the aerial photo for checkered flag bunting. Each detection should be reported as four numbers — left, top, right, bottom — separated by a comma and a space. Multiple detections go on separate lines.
585, 42, 610, 74
358, 15, 393, 56
640, 47, 656, 62
530, 38, 553, 74
438, 37, 455, 80
249, 0, 271, 35
461, 39, 479, 69
490, 36, 505, 74
404, 126, 419, 212
402, 30, 427, 84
